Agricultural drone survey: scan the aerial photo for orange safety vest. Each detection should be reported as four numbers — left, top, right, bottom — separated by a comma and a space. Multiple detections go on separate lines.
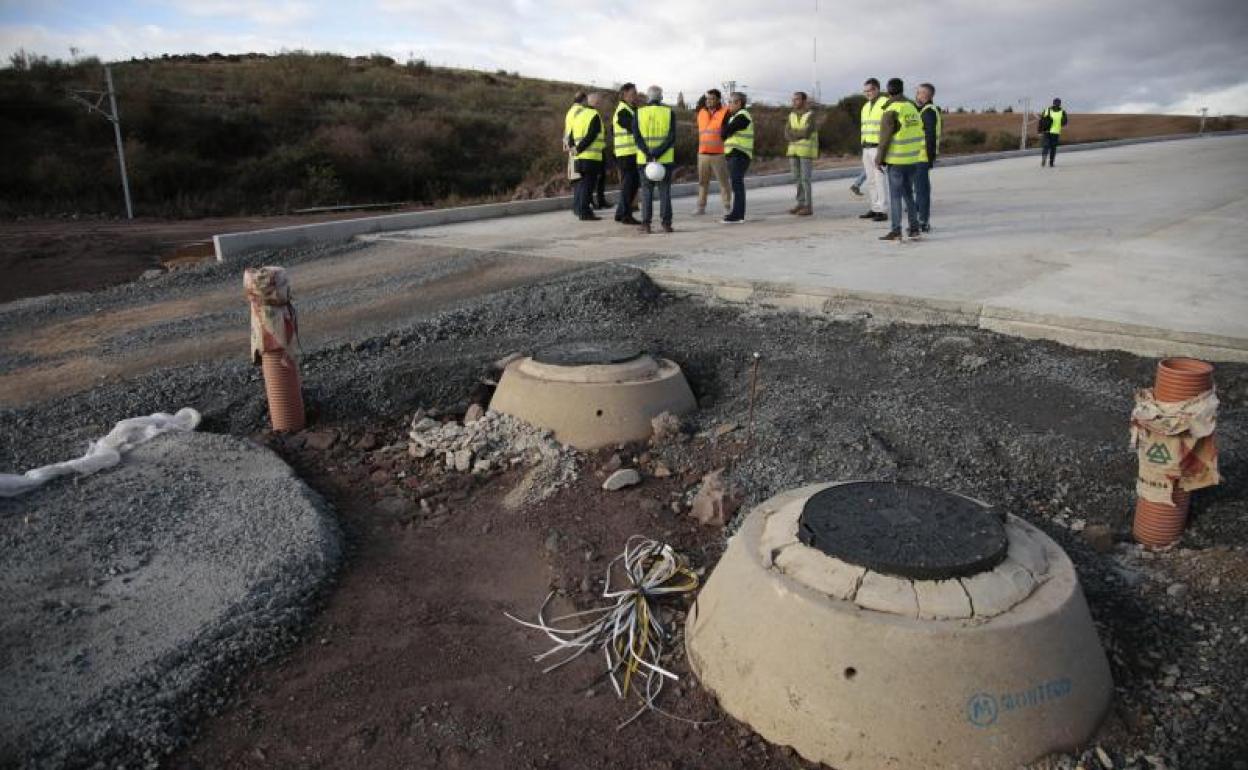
697, 107, 728, 154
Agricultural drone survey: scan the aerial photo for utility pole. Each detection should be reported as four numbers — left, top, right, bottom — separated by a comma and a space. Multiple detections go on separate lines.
69, 64, 133, 219
722, 80, 736, 97
1199, 107, 1208, 135
811, 0, 821, 102
1019, 97, 1032, 150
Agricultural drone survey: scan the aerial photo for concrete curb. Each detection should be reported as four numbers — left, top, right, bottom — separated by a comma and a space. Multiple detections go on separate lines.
647, 269, 1248, 363
212, 130, 1248, 261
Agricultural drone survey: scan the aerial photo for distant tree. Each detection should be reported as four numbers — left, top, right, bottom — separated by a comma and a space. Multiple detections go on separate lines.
676, 91, 687, 110
983, 106, 998, 114
955, 106, 966, 113
1003, 105, 1014, 113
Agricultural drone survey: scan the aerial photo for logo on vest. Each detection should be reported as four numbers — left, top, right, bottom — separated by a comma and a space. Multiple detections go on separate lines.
1145, 443, 1173, 465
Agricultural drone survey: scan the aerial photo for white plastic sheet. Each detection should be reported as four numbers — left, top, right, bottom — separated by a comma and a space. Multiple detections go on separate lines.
0, 407, 201, 498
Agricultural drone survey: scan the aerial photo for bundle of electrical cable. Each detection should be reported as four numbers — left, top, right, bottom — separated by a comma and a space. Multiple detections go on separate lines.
506, 535, 701, 728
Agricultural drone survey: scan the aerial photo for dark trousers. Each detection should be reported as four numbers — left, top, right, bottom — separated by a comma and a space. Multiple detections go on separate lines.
726, 151, 750, 220
1042, 133, 1060, 165
614, 156, 639, 221
596, 159, 609, 203
914, 161, 931, 227
572, 159, 602, 217
886, 163, 920, 232
640, 164, 674, 226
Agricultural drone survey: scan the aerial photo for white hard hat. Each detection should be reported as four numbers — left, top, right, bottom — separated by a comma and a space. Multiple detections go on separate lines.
644, 161, 666, 182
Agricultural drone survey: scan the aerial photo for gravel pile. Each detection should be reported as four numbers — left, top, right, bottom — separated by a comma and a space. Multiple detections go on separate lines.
0, 432, 340, 769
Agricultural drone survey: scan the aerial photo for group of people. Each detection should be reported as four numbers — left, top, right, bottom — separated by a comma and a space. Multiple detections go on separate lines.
564, 79, 1069, 240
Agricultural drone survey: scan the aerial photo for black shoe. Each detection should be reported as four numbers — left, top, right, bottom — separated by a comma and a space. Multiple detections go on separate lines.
920, 223, 931, 233
594, 199, 612, 209
907, 226, 921, 238
872, 212, 889, 222
619, 215, 640, 226
661, 223, 674, 233
722, 215, 744, 224
579, 213, 602, 221
858, 211, 878, 219
879, 230, 903, 241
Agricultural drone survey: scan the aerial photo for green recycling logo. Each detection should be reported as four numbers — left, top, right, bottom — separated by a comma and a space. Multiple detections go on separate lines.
1145, 443, 1173, 465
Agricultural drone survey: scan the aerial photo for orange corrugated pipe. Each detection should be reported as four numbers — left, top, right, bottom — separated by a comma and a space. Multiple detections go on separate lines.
245, 267, 305, 432
1132, 358, 1214, 547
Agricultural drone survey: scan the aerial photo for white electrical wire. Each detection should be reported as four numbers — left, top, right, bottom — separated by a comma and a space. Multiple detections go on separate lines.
506, 535, 707, 728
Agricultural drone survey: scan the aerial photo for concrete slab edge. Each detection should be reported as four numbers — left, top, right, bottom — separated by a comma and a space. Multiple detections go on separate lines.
213, 130, 1248, 262
648, 270, 1248, 363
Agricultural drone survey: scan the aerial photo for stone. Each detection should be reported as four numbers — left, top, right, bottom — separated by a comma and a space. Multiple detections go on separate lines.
959, 354, 989, 372
689, 469, 740, 527
411, 417, 438, 432
602, 469, 641, 491
453, 449, 474, 472
599, 453, 623, 475
855, 571, 919, 617
353, 433, 378, 451
473, 459, 491, 473
304, 430, 338, 451
652, 463, 672, 478
711, 422, 741, 439
933, 335, 974, 351
140, 268, 164, 281
408, 443, 430, 459
650, 411, 683, 443
1166, 582, 1188, 599
463, 403, 485, 424
1096, 746, 1114, 769
369, 469, 391, 486
1083, 524, 1115, 554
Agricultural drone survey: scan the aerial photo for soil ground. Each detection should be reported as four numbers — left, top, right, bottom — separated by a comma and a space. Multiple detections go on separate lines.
4, 265, 1246, 770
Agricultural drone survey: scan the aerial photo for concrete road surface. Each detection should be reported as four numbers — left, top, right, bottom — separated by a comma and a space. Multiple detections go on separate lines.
372, 133, 1248, 361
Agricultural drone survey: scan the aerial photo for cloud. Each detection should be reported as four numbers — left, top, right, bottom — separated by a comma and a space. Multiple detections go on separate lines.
1, 0, 1245, 114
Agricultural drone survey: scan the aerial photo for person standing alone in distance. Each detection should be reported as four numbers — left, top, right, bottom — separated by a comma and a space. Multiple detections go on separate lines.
914, 82, 941, 233
1039, 98, 1068, 167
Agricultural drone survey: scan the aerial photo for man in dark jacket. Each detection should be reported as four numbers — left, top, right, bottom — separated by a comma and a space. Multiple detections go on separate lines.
914, 82, 940, 233
721, 92, 753, 223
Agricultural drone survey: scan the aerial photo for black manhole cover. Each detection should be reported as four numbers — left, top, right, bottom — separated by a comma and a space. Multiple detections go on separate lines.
797, 482, 1008, 580
533, 342, 643, 366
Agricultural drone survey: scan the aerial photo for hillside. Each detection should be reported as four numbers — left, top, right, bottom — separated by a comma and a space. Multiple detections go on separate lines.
1, 52, 1242, 223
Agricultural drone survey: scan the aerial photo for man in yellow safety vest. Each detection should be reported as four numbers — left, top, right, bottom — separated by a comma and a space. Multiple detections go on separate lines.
1039, 97, 1068, 167
784, 91, 819, 216
632, 84, 677, 234
875, 78, 927, 241
858, 77, 889, 222
721, 92, 754, 223
914, 82, 941, 233
612, 82, 642, 225
569, 92, 606, 221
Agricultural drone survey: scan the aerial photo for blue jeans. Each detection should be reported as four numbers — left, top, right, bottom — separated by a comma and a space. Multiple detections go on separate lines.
886, 164, 919, 232
913, 162, 931, 227
640, 163, 673, 226
727, 151, 750, 219
852, 170, 866, 188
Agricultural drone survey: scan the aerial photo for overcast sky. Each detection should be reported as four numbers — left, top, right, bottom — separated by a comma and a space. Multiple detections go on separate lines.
2, 0, 1247, 114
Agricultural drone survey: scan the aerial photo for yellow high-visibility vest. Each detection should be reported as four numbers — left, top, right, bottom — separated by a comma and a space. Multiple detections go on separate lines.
1045, 108, 1065, 135
613, 101, 636, 157
564, 104, 584, 140
572, 108, 605, 162
635, 104, 675, 164
920, 103, 942, 153
723, 108, 754, 159
883, 100, 928, 165
786, 110, 818, 158
860, 97, 886, 144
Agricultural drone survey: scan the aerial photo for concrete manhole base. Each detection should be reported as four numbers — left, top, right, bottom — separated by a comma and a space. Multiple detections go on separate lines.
489, 342, 696, 449
686, 482, 1113, 770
